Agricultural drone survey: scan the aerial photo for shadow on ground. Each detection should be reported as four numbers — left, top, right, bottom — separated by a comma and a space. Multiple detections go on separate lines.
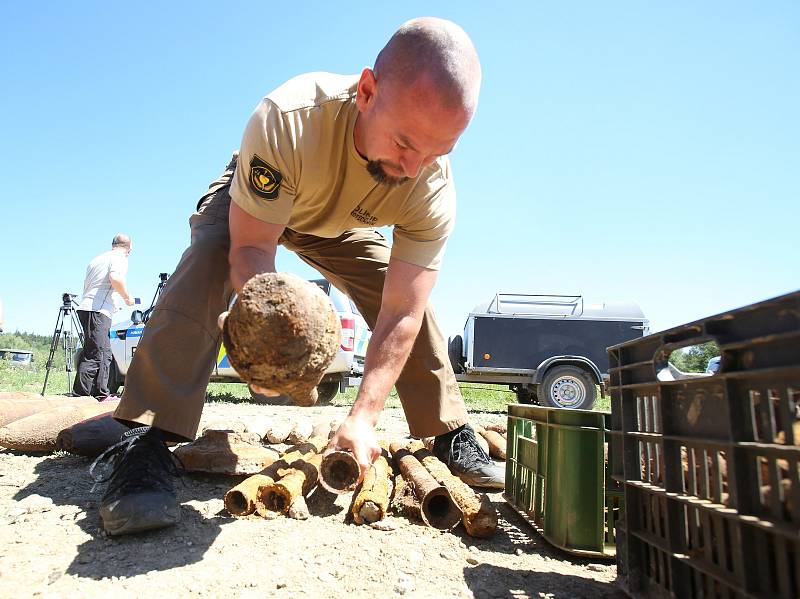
13, 453, 234, 579
464, 563, 625, 599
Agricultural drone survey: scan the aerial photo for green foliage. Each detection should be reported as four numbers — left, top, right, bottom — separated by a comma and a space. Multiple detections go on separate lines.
0, 331, 77, 394
668, 341, 720, 373
0, 331, 70, 368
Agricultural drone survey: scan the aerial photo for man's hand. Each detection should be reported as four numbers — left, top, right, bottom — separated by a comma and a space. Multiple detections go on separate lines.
125, 296, 135, 307
327, 415, 382, 481
217, 310, 281, 397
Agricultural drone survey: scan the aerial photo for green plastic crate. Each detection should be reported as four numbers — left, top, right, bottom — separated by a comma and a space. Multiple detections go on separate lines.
504, 404, 623, 558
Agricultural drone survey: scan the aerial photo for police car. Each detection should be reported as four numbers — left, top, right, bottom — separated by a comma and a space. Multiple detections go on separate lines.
107, 277, 371, 404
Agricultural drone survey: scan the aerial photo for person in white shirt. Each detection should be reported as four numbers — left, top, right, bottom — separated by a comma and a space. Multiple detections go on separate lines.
73, 234, 134, 398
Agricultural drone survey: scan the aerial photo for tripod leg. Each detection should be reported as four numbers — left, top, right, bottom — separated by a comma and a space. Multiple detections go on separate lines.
41, 308, 66, 396
63, 332, 73, 394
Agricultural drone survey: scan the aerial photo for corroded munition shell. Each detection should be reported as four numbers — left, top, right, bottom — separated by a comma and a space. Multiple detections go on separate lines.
0, 401, 120, 453
223, 273, 341, 407
173, 429, 280, 475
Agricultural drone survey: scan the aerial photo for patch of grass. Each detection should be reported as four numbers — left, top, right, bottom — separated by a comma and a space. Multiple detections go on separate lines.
0, 361, 74, 395
3, 361, 614, 416
594, 391, 611, 412
205, 382, 255, 403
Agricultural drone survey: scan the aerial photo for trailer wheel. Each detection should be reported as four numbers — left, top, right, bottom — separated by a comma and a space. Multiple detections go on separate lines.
540, 365, 596, 409
315, 381, 339, 405
248, 388, 292, 405
447, 335, 465, 374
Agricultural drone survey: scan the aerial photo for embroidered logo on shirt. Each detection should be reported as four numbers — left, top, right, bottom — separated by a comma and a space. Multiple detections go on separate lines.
249, 154, 282, 200
350, 206, 378, 226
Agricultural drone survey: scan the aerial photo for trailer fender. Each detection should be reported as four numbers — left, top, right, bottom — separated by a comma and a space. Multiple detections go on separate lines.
533, 356, 603, 385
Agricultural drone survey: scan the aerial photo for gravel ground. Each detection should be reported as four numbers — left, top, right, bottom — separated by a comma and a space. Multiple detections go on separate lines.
0, 401, 624, 598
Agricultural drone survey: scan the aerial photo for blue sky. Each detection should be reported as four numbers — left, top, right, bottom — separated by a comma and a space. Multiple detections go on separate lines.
1, 2, 797, 340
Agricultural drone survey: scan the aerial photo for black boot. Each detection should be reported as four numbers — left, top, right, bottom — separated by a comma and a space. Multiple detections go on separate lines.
432, 424, 505, 489
90, 426, 182, 535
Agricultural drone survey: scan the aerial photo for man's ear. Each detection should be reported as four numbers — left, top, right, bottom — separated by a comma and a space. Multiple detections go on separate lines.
355, 68, 378, 112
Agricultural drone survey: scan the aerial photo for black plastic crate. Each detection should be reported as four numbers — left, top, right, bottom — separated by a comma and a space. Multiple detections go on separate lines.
608, 290, 800, 598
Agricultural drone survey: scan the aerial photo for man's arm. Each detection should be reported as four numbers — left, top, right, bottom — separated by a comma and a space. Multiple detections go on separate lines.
330, 257, 438, 476
109, 272, 134, 306
228, 201, 285, 293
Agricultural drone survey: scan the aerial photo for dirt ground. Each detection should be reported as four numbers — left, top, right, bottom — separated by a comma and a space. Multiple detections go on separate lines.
0, 401, 623, 598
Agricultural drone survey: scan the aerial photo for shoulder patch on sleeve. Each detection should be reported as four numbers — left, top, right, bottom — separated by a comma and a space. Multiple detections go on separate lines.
249, 154, 283, 200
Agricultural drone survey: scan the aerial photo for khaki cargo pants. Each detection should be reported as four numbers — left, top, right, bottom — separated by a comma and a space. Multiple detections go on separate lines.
115, 157, 468, 441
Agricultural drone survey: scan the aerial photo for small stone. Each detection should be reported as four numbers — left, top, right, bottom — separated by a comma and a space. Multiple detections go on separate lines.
586, 564, 604, 572
468, 545, 479, 553
439, 550, 458, 561
515, 548, 524, 556
370, 518, 399, 531
466, 556, 480, 565
186, 541, 193, 546
18, 494, 54, 513
276, 582, 287, 589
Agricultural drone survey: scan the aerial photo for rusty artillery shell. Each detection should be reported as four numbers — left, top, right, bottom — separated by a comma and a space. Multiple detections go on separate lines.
311, 420, 330, 441
56, 413, 130, 457
0, 400, 119, 452
478, 429, 506, 461
223, 273, 341, 407
265, 422, 292, 444
224, 435, 327, 517
320, 450, 361, 494
390, 472, 423, 522
351, 453, 392, 524
485, 423, 507, 436
259, 453, 323, 514
286, 419, 314, 445
0, 394, 97, 428
407, 440, 497, 538
389, 442, 462, 530
173, 429, 280, 475
225, 474, 277, 516
253, 435, 328, 517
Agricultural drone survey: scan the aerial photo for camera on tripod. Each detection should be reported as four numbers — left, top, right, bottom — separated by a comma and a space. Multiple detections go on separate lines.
43, 292, 85, 395
159, 273, 169, 283
62, 292, 77, 307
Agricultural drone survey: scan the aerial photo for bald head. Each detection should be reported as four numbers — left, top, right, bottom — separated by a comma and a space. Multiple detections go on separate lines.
353, 18, 481, 184
374, 17, 481, 117
111, 233, 131, 250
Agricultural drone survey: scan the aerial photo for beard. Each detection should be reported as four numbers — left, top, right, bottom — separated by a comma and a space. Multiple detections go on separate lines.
366, 160, 409, 187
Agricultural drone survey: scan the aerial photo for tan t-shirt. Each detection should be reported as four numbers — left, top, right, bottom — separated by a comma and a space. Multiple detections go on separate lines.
229, 72, 456, 270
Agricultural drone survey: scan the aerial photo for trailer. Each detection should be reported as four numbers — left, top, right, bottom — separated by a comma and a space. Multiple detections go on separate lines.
448, 294, 648, 409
